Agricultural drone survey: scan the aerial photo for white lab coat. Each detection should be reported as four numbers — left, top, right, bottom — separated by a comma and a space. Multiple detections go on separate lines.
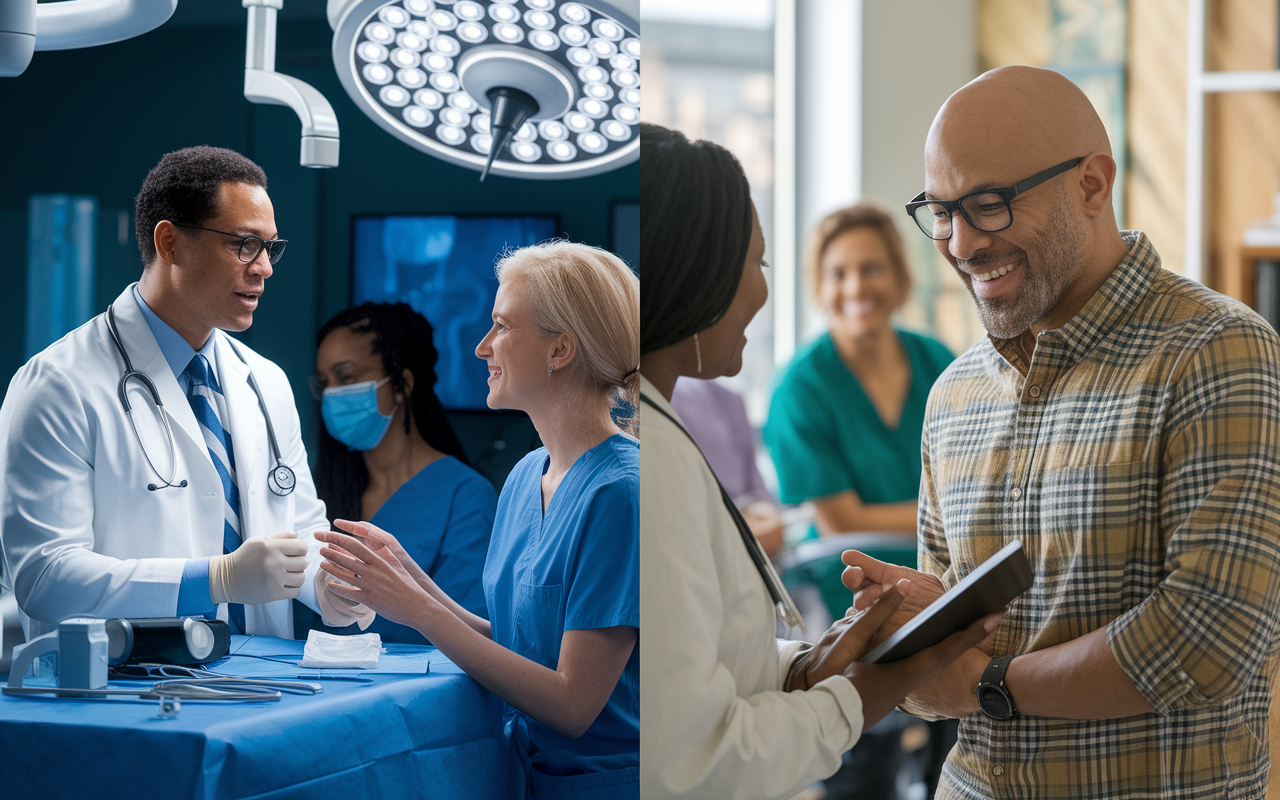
0, 284, 329, 639
639, 377, 864, 800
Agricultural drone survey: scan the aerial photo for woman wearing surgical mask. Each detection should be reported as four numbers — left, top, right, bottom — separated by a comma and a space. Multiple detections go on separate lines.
309, 302, 497, 641
315, 242, 639, 800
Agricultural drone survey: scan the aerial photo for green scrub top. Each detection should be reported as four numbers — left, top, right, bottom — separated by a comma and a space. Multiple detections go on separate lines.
765, 328, 954, 512
765, 329, 953, 616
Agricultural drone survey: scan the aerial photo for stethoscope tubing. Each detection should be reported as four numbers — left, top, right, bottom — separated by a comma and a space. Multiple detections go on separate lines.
105, 305, 295, 496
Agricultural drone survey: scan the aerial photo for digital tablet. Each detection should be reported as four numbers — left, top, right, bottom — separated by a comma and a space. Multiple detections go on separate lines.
859, 540, 1033, 663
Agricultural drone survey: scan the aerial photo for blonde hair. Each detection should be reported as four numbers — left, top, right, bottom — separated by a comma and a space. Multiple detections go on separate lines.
495, 240, 640, 434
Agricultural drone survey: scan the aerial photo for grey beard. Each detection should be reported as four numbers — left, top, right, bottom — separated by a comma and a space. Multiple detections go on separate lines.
972, 265, 1062, 339
967, 186, 1085, 340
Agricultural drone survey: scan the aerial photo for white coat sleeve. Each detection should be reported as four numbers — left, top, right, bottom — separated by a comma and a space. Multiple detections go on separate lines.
0, 359, 186, 625
639, 420, 864, 800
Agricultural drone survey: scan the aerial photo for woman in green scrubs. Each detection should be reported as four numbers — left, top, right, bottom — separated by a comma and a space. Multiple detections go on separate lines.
765, 203, 953, 539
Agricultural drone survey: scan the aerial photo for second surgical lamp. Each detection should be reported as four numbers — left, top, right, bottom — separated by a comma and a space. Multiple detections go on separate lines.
328, 0, 640, 180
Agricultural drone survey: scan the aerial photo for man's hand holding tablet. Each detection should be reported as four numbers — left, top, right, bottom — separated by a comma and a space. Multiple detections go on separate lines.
843, 543, 1032, 663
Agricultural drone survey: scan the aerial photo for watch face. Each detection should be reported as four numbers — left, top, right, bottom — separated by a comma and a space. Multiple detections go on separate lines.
977, 686, 1013, 719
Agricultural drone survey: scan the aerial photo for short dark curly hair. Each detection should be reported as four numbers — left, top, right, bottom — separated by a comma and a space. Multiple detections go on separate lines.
133, 146, 267, 269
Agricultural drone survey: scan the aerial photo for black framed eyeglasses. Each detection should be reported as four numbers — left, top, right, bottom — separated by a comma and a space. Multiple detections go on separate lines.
172, 222, 288, 265
904, 157, 1084, 241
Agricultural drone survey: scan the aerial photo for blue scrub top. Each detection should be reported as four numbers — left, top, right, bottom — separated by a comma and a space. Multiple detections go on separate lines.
483, 433, 639, 790
299, 455, 496, 644
365, 455, 496, 643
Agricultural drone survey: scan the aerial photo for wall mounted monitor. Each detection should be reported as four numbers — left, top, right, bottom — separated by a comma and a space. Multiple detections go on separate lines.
351, 214, 559, 410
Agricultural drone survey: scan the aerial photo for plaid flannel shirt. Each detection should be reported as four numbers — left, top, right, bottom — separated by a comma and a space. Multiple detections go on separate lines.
918, 231, 1280, 799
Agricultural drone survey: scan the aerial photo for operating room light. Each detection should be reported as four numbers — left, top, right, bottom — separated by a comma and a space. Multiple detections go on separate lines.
456, 22, 488, 43
538, 119, 567, 140
566, 47, 595, 67
525, 10, 556, 29
414, 87, 444, 108
455, 2, 486, 21
529, 30, 559, 51
577, 131, 606, 153
489, 4, 521, 23
578, 64, 606, 83
329, 0, 639, 179
559, 25, 589, 47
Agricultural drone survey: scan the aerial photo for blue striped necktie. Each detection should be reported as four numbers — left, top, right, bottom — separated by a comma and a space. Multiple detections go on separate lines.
183, 354, 246, 634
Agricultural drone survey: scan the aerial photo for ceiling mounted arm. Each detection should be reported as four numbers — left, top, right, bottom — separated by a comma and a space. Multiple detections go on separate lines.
243, 0, 341, 168
2, 0, 177, 77
34, 0, 177, 51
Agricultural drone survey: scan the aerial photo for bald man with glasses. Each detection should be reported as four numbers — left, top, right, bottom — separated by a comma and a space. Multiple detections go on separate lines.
0, 146, 372, 641
844, 66, 1280, 799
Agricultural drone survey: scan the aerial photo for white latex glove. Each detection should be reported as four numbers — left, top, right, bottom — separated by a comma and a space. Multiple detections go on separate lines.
315, 568, 376, 630
209, 532, 308, 606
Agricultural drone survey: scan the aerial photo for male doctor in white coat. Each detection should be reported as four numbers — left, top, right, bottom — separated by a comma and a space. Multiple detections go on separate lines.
0, 146, 372, 639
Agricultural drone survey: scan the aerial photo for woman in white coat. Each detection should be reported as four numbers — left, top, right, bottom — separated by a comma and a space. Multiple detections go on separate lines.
637, 123, 1000, 800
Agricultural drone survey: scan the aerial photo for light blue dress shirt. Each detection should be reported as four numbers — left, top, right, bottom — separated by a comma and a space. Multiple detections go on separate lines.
131, 285, 220, 616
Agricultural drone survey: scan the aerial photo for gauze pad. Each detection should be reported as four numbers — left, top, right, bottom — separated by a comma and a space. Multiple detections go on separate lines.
299, 630, 383, 669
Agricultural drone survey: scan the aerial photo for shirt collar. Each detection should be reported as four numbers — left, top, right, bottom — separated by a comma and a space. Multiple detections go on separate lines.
131, 284, 218, 379
991, 230, 1159, 370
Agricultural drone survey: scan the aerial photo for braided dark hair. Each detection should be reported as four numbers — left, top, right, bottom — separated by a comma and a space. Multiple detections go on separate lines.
314, 302, 468, 524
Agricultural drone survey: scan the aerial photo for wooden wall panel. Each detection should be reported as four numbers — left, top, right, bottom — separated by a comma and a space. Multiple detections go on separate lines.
1126, 0, 1186, 275
978, 0, 1049, 69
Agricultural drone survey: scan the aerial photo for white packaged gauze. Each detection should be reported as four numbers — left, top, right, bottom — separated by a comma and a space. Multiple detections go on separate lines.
300, 630, 383, 669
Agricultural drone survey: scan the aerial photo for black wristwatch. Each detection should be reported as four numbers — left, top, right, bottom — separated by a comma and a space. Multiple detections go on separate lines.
975, 655, 1018, 720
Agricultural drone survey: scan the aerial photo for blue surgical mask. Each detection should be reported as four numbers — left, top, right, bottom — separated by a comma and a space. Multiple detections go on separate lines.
321, 378, 395, 451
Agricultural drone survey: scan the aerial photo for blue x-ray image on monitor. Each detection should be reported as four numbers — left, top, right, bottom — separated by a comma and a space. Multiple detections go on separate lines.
351, 214, 559, 410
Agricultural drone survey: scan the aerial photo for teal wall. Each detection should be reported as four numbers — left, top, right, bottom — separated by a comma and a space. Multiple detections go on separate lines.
0, 11, 638, 487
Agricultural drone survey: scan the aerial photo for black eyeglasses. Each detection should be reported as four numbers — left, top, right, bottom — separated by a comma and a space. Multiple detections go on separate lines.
904, 157, 1084, 241
172, 222, 288, 265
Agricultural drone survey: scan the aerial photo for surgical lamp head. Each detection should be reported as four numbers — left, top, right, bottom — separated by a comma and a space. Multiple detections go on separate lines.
0, 2, 35, 78
1, 0, 178, 78
328, 0, 640, 180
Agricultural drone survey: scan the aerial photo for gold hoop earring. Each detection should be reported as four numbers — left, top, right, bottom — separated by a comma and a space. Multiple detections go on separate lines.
694, 333, 702, 374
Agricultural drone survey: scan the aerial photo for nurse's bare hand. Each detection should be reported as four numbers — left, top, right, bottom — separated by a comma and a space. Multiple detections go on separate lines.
317, 530, 436, 630
332, 519, 434, 589
845, 613, 1002, 730
841, 551, 946, 649
786, 579, 911, 691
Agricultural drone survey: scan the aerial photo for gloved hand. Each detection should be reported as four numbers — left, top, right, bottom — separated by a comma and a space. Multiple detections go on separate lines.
315, 568, 376, 630
209, 532, 309, 606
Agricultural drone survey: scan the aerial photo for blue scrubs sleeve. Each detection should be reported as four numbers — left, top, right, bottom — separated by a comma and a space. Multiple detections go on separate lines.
563, 478, 639, 632
177, 558, 215, 616
431, 473, 496, 619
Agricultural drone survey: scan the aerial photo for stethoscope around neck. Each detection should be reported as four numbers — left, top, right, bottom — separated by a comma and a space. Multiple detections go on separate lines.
106, 305, 296, 496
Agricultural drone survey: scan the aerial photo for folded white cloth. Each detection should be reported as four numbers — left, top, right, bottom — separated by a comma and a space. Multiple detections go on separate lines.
299, 630, 383, 669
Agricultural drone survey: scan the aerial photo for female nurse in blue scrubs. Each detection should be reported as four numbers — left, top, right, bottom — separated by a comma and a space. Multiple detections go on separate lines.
306, 303, 497, 642
315, 242, 640, 799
